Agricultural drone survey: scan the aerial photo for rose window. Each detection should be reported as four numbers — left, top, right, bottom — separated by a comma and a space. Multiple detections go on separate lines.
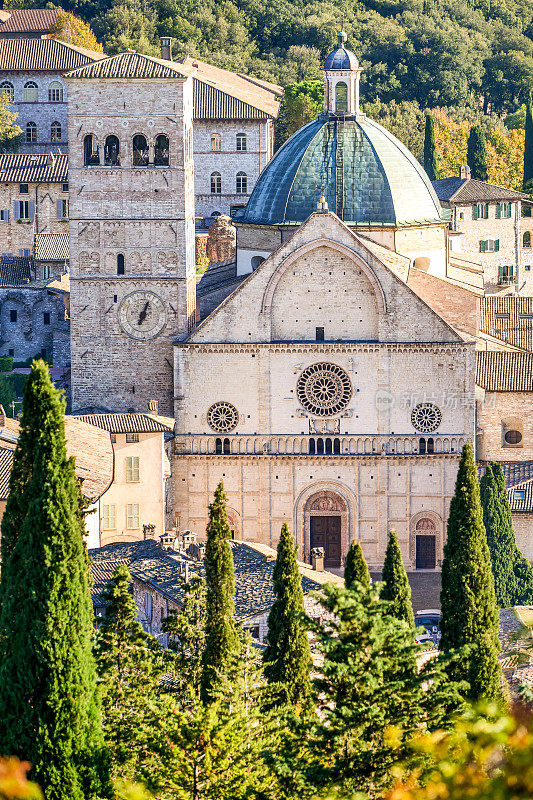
411, 402, 442, 433
207, 402, 239, 433
296, 363, 352, 417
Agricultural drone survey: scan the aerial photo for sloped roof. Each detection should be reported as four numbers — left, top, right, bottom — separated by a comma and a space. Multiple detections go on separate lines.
34, 233, 69, 261
0, 446, 14, 500
0, 37, 104, 71
75, 413, 174, 433
178, 57, 280, 119
0, 153, 68, 184
0, 8, 61, 36
66, 51, 194, 80
476, 351, 533, 391
478, 461, 533, 513
432, 177, 530, 204
0, 256, 32, 286
407, 269, 478, 338
478, 296, 533, 352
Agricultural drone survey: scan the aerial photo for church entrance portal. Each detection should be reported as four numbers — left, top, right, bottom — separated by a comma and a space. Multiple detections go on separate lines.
415, 535, 436, 569
310, 515, 342, 568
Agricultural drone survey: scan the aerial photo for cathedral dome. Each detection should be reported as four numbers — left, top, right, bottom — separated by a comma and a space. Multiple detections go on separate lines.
238, 114, 444, 227
324, 31, 359, 70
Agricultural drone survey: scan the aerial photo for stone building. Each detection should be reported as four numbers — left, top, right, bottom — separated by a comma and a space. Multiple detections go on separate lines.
66, 51, 197, 415
0, 152, 69, 260
0, 37, 104, 154
174, 51, 280, 220
433, 168, 533, 294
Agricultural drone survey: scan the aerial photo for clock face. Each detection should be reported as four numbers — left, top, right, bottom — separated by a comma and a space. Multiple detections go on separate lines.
118, 291, 167, 340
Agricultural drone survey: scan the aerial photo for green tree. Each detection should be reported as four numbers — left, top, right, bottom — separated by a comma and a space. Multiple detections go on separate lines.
275, 80, 323, 148
524, 94, 533, 193
0, 92, 22, 153
96, 564, 167, 782
380, 528, 415, 629
480, 463, 517, 607
200, 481, 240, 702
423, 113, 439, 180
344, 540, 371, 590
0, 360, 109, 800
162, 575, 207, 698
263, 523, 312, 709
439, 442, 503, 703
49, 11, 103, 52
467, 125, 489, 181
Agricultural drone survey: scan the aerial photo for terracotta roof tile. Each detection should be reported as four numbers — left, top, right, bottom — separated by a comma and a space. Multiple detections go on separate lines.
478, 296, 533, 352
407, 269, 478, 337
75, 413, 174, 433
0, 37, 104, 71
34, 233, 69, 261
66, 51, 194, 80
0, 256, 32, 286
0, 9, 61, 36
476, 351, 533, 391
433, 177, 530, 204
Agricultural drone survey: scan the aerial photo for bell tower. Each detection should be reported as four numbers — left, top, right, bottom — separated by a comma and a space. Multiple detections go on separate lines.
322, 31, 363, 115
66, 52, 197, 414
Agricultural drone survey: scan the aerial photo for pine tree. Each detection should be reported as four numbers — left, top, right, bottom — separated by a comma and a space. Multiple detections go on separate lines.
263, 523, 312, 708
480, 463, 517, 607
0, 360, 109, 800
524, 94, 533, 193
423, 113, 439, 181
440, 442, 503, 703
344, 540, 370, 590
96, 564, 167, 781
467, 125, 488, 181
380, 528, 415, 629
200, 481, 240, 702
162, 575, 207, 697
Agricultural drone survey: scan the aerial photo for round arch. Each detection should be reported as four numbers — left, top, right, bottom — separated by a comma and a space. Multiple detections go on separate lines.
294, 481, 357, 567
409, 510, 443, 570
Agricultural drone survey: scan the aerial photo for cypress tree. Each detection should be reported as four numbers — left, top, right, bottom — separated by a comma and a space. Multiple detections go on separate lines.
380, 527, 415, 629
200, 481, 240, 702
162, 574, 207, 697
0, 360, 109, 800
440, 442, 503, 703
524, 94, 533, 193
344, 540, 370, 590
423, 113, 439, 181
263, 523, 312, 708
96, 564, 166, 781
467, 125, 488, 181
480, 463, 517, 607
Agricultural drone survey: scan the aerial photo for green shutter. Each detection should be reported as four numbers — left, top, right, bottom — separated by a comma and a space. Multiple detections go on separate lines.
508, 204, 512, 218
484, 204, 489, 218
510, 264, 514, 276
480, 240, 486, 253
498, 266, 503, 280
495, 239, 500, 252
496, 204, 501, 219
473, 205, 478, 220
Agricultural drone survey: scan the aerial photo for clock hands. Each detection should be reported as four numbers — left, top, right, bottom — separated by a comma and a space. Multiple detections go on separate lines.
138, 301, 150, 325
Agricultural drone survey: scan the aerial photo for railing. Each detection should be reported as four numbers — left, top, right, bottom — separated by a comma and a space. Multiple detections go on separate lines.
174, 434, 467, 456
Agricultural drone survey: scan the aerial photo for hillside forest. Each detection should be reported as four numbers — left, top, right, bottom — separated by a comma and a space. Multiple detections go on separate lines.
3, 0, 533, 187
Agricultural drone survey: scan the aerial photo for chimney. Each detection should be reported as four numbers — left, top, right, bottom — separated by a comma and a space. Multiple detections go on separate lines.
143, 523, 156, 540
160, 37, 172, 61
311, 546, 325, 571
317, 195, 329, 213
46, 151, 55, 167
148, 399, 158, 415
0, 405, 5, 426
460, 164, 471, 180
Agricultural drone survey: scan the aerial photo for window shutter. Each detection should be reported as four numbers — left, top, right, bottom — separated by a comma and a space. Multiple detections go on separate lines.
495, 239, 500, 252
57, 199, 62, 219
480, 240, 486, 253
508, 204, 512, 218
28, 201, 35, 221
498, 265, 503, 279
510, 264, 514, 276
496, 204, 501, 219
473, 205, 478, 220
13, 202, 19, 221
3, 209, 8, 221
484, 204, 489, 219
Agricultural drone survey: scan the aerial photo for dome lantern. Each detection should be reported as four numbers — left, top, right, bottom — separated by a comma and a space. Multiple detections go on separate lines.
322, 30, 363, 115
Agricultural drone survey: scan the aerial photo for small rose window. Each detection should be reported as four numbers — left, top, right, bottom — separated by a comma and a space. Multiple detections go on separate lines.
411, 403, 442, 433
207, 402, 239, 433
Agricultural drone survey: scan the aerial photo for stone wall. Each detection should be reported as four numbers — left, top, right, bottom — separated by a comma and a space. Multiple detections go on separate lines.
512, 513, 533, 561
2, 71, 68, 153
0, 286, 67, 362
476, 391, 533, 461
0, 179, 68, 256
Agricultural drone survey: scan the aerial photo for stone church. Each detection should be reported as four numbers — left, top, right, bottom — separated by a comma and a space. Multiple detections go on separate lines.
67, 35, 477, 571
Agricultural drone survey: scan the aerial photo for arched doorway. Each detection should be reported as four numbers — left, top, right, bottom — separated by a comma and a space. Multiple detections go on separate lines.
414, 517, 436, 569
304, 490, 348, 569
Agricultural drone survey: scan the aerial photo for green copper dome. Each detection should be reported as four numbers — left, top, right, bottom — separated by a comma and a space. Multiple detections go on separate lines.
238, 114, 444, 227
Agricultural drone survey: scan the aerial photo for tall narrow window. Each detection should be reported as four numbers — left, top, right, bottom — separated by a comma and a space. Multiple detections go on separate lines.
26, 122, 37, 143
154, 134, 169, 166
335, 81, 348, 112
524, 231, 531, 248
0, 82, 14, 102
48, 81, 63, 102
117, 253, 125, 275
24, 81, 38, 102
211, 133, 221, 151
315, 326, 324, 341
51, 121, 61, 142
223, 438, 230, 454
215, 437, 222, 454
126, 503, 140, 528
236, 133, 247, 151
211, 172, 221, 194
236, 171, 247, 194
104, 135, 120, 166
125, 456, 140, 482
132, 134, 149, 166
102, 504, 116, 529
84, 134, 99, 166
